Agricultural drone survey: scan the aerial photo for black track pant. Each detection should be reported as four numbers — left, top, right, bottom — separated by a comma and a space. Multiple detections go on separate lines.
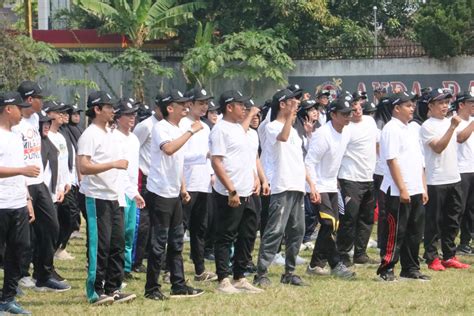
204, 193, 216, 256
373, 174, 385, 248
423, 182, 463, 263
133, 171, 150, 269
214, 192, 257, 281
23, 183, 59, 283
145, 193, 185, 294
459, 173, 474, 246
303, 195, 318, 243
183, 191, 209, 275
57, 185, 81, 249
310, 193, 340, 269
0, 207, 30, 302
337, 180, 375, 260
377, 191, 424, 274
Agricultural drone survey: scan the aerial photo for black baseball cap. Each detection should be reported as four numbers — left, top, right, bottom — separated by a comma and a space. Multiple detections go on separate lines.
300, 99, 318, 111
272, 89, 298, 105
390, 91, 417, 105
219, 90, 250, 108
115, 97, 139, 114
244, 98, 263, 109
188, 87, 213, 101
316, 90, 330, 98
207, 100, 220, 112
68, 103, 83, 113
17, 81, 44, 99
38, 109, 53, 123
455, 91, 474, 104
352, 91, 368, 101
328, 97, 353, 114
374, 87, 387, 93
159, 89, 190, 107
87, 91, 113, 108
428, 88, 452, 103
286, 84, 303, 100
0, 91, 31, 108
363, 102, 377, 113
43, 100, 68, 113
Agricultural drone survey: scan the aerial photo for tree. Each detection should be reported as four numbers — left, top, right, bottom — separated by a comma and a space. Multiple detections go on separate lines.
413, 0, 472, 58
0, 30, 59, 90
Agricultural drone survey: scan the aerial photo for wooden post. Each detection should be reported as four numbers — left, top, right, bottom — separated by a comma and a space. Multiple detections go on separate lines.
25, 0, 32, 37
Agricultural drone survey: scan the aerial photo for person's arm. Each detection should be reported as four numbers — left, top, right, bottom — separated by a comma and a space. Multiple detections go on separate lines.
306, 168, 320, 204
387, 158, 410, 204
0, 165, 40, 178
77, 155, 128, 175
277, 106, 297, 142
256, 156, 270, 196
422, 169, 429, 205
211, 155, 240, 207
180, 175, 191, 204
241, 107, 260, 132
457, 120, 473, 144
428, 116, 461, 154
161, 120, 203, 156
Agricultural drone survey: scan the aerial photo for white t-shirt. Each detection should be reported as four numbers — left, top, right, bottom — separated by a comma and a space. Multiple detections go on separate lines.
210, 119, 254, 197
180, 116, 212, 193
457, 116, 474, 174
305, 121, 350, 193
339, 115, 378, 182
266, 120, 306, 194
247, 128, 259, 174
113, 129, 140, 205
12, 116, 44, 186
133, 115, 159, 176
0, 128, 27, 209
258, 116, 274, 183
380, 118, 425, 196
45, 131, 70, 203
147, 119, 185, 198
420, 117, 461, 185
78, 124, 124, 200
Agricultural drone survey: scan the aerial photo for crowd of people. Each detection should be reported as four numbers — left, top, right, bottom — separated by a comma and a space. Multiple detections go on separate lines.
0, 79, 472, 314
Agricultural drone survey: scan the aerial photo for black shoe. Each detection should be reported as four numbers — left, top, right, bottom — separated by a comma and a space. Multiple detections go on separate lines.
91, 294, 114, 306
204, 253, 215, 261
400, 270, 431, 282
124, 272, 138, 280
111, 291, 137, 303
253, 274, 272, 288
35, 278, 71, 292
245, 262, 257, 274
170, 285, 204, 298
132, 264, 147, 273
354, 255, 379, 265
145, 289, 168, 301
280, 273, 306, 286
377, 268, 396, 282
457, 244, 473, 256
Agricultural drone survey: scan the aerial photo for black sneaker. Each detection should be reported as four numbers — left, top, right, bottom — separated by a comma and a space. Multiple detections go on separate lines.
111, 291, 137, 303
91, 294, 114, 306
132, 264, 147, 273
400, 270, 431, 282
170, 285, 204, 298
145, 289, 168, 301
253, 274, 271, 288
377, 268, 396, 282
457, 244, 473, 256
353, 255, 379, 265
280, 273, 306, 286
35, 278, 71, 292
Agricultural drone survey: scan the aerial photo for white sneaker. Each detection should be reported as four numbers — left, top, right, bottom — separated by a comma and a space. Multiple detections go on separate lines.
217, 277, 241, 294
55, 249, 75, 260
70, 231, 83, 240
349, 248, 354, 257
232, 278, 264, 293
271, 253, 285, 266
306, 264, 330, 276
183, 232, 190, 242
304, 242, 314, 251
296, 255, 307, 265
367, 238, 378, 249
299, 243, 308, 252
19, 276, 36, 289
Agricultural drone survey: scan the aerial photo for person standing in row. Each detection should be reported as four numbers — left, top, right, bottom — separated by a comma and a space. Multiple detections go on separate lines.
77, 91, 135, 305
144, 89, 204, 300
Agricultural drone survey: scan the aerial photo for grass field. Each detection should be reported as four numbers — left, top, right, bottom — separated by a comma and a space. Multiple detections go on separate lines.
2, 226, 474, 315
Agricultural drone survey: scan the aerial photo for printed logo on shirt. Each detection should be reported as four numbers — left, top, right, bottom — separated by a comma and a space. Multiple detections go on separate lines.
21, 126, 41, 161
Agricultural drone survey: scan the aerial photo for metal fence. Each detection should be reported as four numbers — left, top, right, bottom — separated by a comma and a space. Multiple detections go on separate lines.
59, 47, 186, 62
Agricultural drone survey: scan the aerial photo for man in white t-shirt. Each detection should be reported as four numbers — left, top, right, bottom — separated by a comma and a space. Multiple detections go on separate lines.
305, 96, 355, 279
77, 91, 135, 305
210, 90, 262, 294
420, 88, 468, 271
452, 92, 474, 254
254, 89, 318, 288
337, 99, 379, 266
144, 89, 204, 300
0, 92, 38, 315
376, 92, 430, 281
14, 81, 69, 292
179, 87, 217, 282
132, 102, 162, 273
113, 98, 146, 280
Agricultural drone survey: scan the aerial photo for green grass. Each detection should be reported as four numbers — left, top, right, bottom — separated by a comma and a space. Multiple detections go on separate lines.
3, 226, 474, 315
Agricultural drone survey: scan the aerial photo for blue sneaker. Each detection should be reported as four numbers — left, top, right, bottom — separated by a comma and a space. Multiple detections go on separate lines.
35, 278, 71, 292
0, 300, 31, 314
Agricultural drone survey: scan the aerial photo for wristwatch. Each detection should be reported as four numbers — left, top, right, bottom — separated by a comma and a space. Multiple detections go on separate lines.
229, 190, 237, 197
187, 128, 195, 135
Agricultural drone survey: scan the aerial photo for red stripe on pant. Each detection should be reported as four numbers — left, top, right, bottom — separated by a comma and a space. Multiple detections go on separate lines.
383, 213, 396, 265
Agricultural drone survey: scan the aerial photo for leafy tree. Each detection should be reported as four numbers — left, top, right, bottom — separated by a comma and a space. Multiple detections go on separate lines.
0, 30, 59, 90
413, 0, 472, 58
